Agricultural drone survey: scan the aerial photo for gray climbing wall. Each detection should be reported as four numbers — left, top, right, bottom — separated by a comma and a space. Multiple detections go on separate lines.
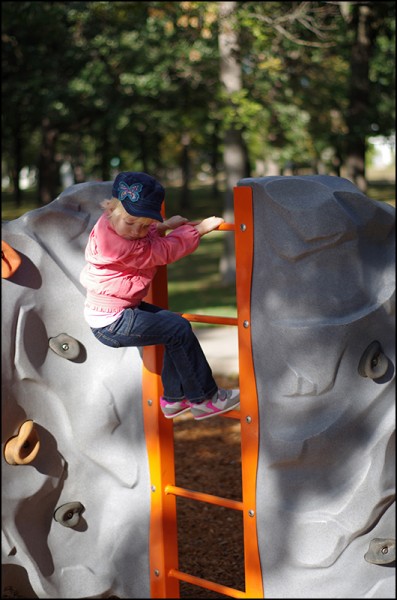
240, 175, 395, 598
2, 175, 395, 599
2, 182, 151, 598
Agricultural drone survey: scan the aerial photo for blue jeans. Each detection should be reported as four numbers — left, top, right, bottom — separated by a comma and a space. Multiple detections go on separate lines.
91, 302, 218, 403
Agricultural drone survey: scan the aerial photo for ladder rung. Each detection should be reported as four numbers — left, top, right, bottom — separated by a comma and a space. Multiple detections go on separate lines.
187, 222, 235, 231
181, 313, 238, 326
165, 484, 243, 511
217, 223, 235, 231
168, 568, 247, 598
220, 408, 240, 419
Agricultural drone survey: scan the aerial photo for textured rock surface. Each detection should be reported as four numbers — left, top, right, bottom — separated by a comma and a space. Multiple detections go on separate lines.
242, 175, 395, 598
2, 183, 151, 599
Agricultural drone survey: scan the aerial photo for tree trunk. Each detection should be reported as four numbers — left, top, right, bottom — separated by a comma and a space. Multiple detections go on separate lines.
38, 118, 59, 204
218, 1, 247, 284
100, 122, 111, 181
11, 123, 23, 207
71, 138, 86, 183
344, 3, 377, 192
138, 128, 149, 174
211, 124, 221, 198
180, 132, 191, 210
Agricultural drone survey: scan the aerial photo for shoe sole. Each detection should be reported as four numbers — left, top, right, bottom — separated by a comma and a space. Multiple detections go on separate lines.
192, 401, 240, 420
162, 406, 191, 419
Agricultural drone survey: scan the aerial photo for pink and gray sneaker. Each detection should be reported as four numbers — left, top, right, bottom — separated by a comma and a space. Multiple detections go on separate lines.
190, 389, 240, 420
160, 397, 191, 419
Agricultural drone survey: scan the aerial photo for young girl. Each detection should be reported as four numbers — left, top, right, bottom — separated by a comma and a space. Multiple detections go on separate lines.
80, 171, 240, 420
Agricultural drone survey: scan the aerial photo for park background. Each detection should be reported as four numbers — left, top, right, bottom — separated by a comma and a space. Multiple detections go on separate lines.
1, 3, 395, 598
2, 0, 395, 318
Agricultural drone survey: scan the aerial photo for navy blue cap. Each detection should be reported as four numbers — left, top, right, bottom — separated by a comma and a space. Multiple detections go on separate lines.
112, 172, 164, 222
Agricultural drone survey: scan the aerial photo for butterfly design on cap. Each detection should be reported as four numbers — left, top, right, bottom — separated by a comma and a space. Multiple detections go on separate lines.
118, 182, 143, 203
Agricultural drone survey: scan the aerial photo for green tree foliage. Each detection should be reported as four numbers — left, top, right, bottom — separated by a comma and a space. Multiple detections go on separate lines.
235, 1, 395, 184
1, 0, 395, 205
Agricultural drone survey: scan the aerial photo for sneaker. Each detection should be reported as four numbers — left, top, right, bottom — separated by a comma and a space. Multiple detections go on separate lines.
190, 389, 240, 420
160, 397, 191, 419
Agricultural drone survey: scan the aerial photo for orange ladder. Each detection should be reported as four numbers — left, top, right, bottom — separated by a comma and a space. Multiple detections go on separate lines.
142, 186, 264, 598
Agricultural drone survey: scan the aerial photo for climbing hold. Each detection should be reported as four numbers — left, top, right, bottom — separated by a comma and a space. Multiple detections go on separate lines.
1, 240, 22, 279
54, 502, 85, 528
358, 341, 388, 379
3, 420, 40, 465
364, 538, 395, 565
49, 333, 80, 360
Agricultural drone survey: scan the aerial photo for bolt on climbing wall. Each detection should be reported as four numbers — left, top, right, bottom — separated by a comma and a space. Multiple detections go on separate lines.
240, 175, 395, 598
2, 182, 152, 599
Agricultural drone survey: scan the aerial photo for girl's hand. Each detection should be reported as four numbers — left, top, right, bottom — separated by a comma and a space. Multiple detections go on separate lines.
194, 216, 224, 236
157, 215, 189, 232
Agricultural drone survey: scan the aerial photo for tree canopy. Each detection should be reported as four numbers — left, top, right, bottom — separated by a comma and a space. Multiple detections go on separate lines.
2, 0, 395, 206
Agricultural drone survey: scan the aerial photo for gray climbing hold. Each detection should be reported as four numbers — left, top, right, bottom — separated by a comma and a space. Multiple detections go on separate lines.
49, 333, 80, 360
54, 502, 85, 528
364, 538, 395, 565
358, 341, 388, 379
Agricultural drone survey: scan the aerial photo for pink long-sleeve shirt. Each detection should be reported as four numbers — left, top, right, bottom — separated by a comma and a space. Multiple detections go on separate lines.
80, 213, 200, 326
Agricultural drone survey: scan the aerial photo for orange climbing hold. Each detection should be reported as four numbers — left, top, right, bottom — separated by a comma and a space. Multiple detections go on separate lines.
3, 420, 40, 465
2, 240, 22, 279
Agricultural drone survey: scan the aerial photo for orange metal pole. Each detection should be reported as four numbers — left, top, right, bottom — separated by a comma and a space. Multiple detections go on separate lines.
168, 569, 248, 598
186, 222, 235, 232
181, 313, 237, 326
165, 484, 244, 511
217, 223, 236, 231
142, 264, 180, 599
234, 186, 264, 598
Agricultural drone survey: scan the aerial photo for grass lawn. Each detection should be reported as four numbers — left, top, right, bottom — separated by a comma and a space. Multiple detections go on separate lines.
166, 230, 237, 318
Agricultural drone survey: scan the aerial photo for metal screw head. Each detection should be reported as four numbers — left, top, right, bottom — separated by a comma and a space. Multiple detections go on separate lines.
240, 224, 247, 231
248, 509, 255, 517
154, 569, 160, 577
147, 399, 153, 406
243, 320, 249, 328
62, 343, 69, 351
246, 416, 252, 424
381, 546, 389, 554
151, 485, 156, 492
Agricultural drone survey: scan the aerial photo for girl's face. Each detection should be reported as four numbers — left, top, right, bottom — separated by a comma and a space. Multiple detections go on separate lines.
109, 208, 154, 240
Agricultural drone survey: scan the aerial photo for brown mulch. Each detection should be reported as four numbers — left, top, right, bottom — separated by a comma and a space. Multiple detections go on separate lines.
173, 374, 245, 599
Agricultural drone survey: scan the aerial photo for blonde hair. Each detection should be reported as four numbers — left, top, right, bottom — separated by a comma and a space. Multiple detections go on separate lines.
100, 198, 154, 224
